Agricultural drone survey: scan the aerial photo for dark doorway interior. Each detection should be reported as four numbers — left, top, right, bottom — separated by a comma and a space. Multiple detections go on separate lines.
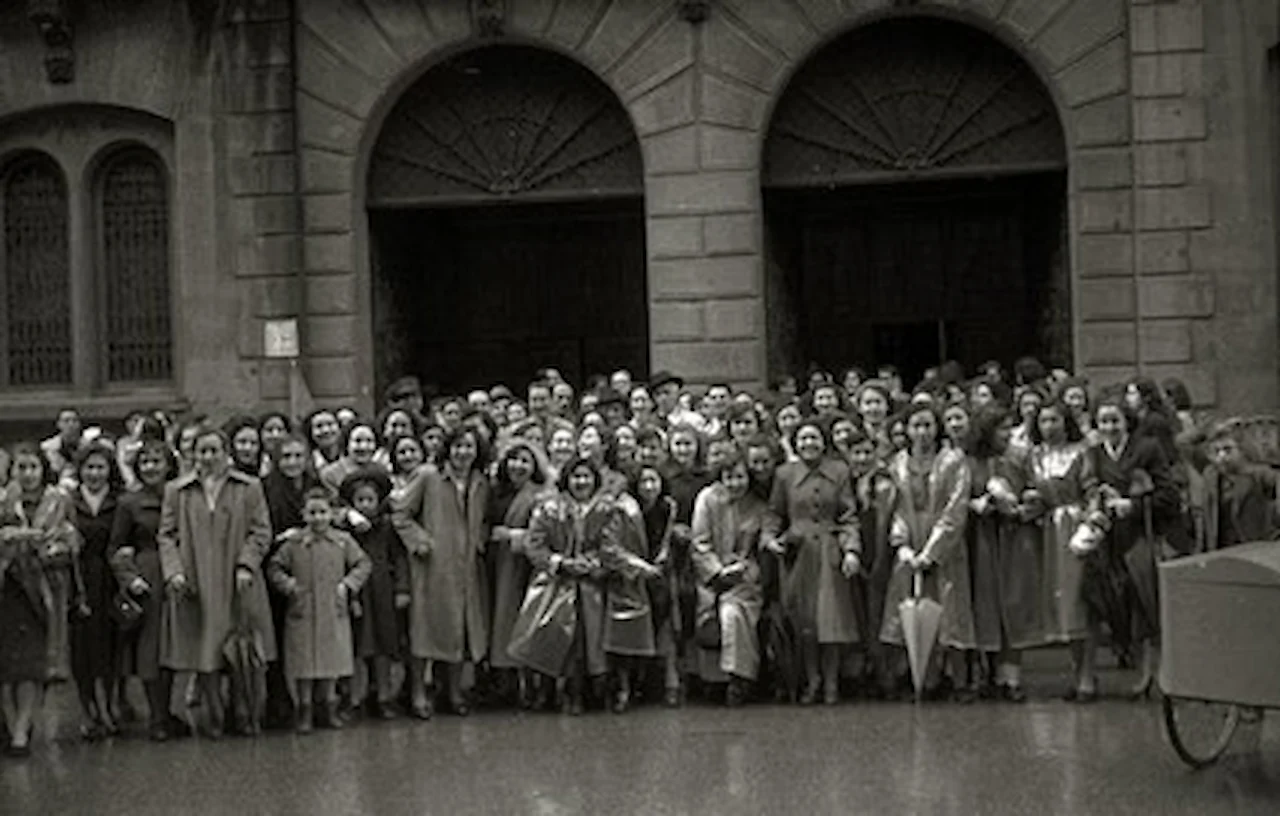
370, 199, 648, 397
764, 173, 1069, 388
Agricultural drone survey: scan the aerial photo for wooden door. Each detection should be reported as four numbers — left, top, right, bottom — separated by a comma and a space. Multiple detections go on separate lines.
371, 200, 647, 395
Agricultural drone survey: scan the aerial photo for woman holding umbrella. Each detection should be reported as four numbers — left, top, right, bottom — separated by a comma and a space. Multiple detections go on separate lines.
1071, 395, 1179, 699
762, 418, 862, 705
880, 404, 975, 701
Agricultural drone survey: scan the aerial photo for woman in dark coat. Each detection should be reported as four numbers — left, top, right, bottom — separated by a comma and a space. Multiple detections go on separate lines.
657, 425, 712, 705
1074, 395, 1179, 699
260, 433, 316, 727
68, 442, 122, 740
110, 439, 186, 741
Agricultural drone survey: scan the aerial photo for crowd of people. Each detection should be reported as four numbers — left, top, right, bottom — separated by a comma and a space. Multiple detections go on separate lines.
1, 356, 1277, 757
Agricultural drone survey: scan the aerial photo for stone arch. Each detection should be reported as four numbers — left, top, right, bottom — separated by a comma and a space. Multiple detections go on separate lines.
293, 1, 702, 407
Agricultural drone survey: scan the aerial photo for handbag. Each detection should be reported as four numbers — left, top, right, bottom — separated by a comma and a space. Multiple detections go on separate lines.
695, 603, 722, 649
109, 590, 145, 631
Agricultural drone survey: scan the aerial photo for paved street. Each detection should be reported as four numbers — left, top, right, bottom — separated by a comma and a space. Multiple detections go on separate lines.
4, 657, 1278, 815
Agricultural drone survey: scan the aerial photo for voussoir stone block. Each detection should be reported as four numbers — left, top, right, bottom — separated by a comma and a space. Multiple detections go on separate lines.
296, 94, 362, 155
301, 2, 405, 80
610, 15, 693, 99
701, 74, 768, 130
720, 0, 817, 60
629, 70, 696, 135
1055, 36, 1128, 107
703, 14, 784, 90
1071, 94, 1132, 148
296, 28, 382, 119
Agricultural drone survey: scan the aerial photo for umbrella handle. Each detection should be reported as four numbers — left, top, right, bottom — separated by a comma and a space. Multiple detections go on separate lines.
912, 569, 923, 600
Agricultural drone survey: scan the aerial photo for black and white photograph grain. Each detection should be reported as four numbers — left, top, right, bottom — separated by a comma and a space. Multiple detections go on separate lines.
1, 1, 1279, 814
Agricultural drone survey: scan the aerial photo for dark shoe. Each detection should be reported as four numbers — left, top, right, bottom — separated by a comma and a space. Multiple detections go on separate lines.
410, 700, 434, 721
149, 723, 169, 742
378, 702, 397, 720
451, 698, 471, 717
799, 682, 820, 706
663, 687, 682, 708
1002, 684, 1027, 703
80, 722, 105, 743
725, 679, 747, 708
5, 741, 31, 758
295, 705, 313, 734
1076, 688, 1099, 704
198, 724, 223, 741
1128, 676, 1153, 701
166, 716, 193, 739
823, 684, 840, 706
319, 702, 344, 729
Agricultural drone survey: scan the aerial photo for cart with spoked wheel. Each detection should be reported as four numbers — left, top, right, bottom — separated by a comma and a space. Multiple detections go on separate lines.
1158, 541, 1280, 768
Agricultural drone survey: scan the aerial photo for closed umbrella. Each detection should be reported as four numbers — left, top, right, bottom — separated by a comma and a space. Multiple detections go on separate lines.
222, 594, 267, 735
900, 569, 942, 700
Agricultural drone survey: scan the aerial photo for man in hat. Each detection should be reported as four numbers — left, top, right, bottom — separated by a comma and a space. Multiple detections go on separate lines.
650, 371, 704, 432
385, 376, 426, 421
594, 387, 628, 431
488, 385, 514, 424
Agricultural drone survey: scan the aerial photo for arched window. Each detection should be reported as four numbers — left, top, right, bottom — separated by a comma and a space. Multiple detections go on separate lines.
1, 152, 71, 386
98, 147, 171, 382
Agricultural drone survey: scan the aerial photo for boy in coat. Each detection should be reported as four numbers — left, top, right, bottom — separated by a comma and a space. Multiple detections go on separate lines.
1202, 423, 1280, 551
268, 488, 371, 733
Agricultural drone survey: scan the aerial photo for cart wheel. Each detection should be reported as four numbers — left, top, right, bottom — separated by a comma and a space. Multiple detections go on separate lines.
1162, 695, 1240, 769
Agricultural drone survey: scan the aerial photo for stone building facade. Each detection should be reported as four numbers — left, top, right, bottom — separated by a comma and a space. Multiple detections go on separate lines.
0, 0, 1276, 424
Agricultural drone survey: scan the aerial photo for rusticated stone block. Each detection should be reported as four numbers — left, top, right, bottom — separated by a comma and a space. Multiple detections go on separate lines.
296, 29, 382, 119
1055, 37, 1128, 107
252, 196, 297, 236
228, 155, 295, 196
235, 234, 294, 277
704, 214, 757, 255
652, 256, 759, 299
720, 0, 816, 60
649, 216, 703, 259
649, 172, 756, 216
1135, 98, 1206, 142
580, 0, 671, 72
705, 299, 762, 340
226, 65, 292, 114
651, 302, 705, 342
1135, 143, 1188, 187
1078, 190, 1133, 233
304, 194, 352, 233
1136, 186, 1211, 230
1080, 322, 1137, 366
1074, 148, 1132, 190
650, 339, 763, 382
259, 359, 291, 401
1072, 94, 1131, 148
303, 315, 357, 356
251, 276, 299, 317
304, 356, 359, 399
1077, 233, 1133, 278
306, 273, 357, 316
700, 126, 759, 172
1037, 0, 1126, 70
642, 127, 699, 175
703, 13, 783, 90
301, 150, 354, 194
1155, 2, 1205, 52
1139, 320, 1193, 364
1079, 279, 1136, 321
296, 94, 362, 155
1136, 231, 1189, 275
303, 232, 352, 273
1138, 276, 1214, 318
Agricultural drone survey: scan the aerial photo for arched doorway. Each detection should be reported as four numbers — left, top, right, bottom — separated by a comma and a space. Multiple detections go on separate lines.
763, 18, 1070, 387
367, 45, 646, 396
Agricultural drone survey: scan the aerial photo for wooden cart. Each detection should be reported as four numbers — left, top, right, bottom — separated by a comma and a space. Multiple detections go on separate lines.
1158, 541, 1280, 767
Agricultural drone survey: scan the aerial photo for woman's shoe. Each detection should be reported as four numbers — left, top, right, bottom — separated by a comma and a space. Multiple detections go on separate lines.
378, 701, 398, 720
799, 680, 820, 706
1128, 676, 1153, 701
951, 687, 979, 705
823, 683, 840, 706
149, 722, 169, 742
295, 704, 313, 734
5, 741, 31, 758
410, 700, 434, 721
80, 722, 105, 743
166, 715, 193, 738
319, 702, 344, 729
663, 687, 682, 708
612, 690, 630, 714
725, 679, 746, 708
1002, 684, 1027, 703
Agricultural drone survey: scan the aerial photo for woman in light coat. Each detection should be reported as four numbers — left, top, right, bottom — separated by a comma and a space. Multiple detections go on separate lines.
392, 426, 490, 718
158, 426, 276, 737
691, 451, 767, 706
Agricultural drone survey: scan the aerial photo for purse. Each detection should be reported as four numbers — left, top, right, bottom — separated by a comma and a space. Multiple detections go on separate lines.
109, 590, 145, 631
695, 604, 722, 649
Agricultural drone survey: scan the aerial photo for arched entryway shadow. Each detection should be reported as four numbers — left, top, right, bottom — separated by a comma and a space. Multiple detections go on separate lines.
763, 17, 1070, 388
367, 45, 646, 397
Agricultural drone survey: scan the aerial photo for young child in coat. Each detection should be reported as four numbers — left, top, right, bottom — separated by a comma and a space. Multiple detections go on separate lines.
339, 471, 410, 719
1202, 422, 1280, 551
848, 428, 898, 696
268, 487, 371, 734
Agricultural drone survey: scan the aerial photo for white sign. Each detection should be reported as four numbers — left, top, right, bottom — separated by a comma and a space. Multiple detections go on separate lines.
264, 318, 300, 359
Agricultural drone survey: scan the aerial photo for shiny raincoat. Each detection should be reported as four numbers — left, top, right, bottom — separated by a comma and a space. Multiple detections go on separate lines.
880, 448, 975, 650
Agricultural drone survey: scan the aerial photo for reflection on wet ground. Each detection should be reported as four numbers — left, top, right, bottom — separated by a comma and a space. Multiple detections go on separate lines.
4, 658, 1278, 815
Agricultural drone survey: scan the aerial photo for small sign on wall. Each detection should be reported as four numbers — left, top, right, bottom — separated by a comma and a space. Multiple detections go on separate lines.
264, 318, 300, 359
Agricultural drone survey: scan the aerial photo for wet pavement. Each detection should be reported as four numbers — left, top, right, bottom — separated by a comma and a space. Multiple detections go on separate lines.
4, 655, 1279, 815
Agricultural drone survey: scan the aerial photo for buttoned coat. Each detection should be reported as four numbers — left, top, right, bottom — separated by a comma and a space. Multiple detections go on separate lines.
1202, 465, 1279, 552
392, 465, 491, 663
763, 458, 862, 644
268, 528, 371, 680
157, 470, 277, 672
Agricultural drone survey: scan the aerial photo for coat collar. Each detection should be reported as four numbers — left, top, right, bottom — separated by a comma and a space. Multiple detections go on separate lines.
172, 468, 255, 490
